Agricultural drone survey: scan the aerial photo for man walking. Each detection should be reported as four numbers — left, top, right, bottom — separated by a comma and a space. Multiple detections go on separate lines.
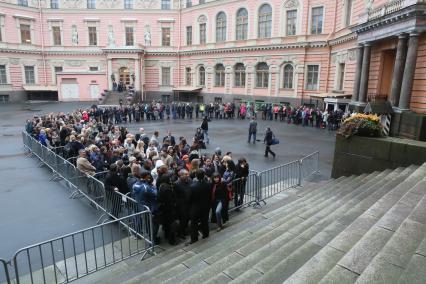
248, 116, 257, 144
264, 127, 276, 158
201, 116, 209, 145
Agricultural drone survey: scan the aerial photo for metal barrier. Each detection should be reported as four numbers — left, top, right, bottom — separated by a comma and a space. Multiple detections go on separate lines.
9, 211, 153, 284
228, 173, 261, 211
0, 258, 11, 284
258, 160, 301, 201
300, 151, 320, 182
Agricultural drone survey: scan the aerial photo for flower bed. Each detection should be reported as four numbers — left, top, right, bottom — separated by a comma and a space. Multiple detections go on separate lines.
337, 114, 383, 138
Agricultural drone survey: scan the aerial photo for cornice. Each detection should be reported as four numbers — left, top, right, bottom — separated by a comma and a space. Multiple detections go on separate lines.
102, 47, 145, 54
328, 33, 357, 46
0, 48, 41, 55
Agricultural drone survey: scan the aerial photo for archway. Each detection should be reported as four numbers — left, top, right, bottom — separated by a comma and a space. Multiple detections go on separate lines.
119, 67, 131, 86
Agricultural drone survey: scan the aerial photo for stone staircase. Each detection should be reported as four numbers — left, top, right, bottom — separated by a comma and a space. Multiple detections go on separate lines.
100, 91, 133, 106
74, 163, 426, 284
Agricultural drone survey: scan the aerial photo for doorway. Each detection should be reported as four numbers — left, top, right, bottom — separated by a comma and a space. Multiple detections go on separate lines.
378, 49, 396, 99
119, 67, 131, 86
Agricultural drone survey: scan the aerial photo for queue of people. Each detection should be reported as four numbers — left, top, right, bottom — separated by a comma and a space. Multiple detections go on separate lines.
25, 109, 250, 246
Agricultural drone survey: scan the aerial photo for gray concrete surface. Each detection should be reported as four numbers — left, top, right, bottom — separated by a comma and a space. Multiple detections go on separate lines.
0, 102, 335, 261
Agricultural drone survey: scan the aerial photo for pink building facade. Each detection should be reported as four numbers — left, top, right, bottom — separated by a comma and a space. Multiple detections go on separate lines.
0, 0, 425, 117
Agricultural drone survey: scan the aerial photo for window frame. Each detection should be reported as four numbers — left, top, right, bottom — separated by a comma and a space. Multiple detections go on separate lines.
256, 62, 269, 88
199, 66, 206, 86
185, 67, 192, 86
52, 25, 62, 46
234, 63, 246, 87
161, 0, 171, 10
286, 9, 297, 36
87, 0, 96, 9
199, 23, 206, 44
236, 8, 248, 41
24, 66, 36, 85
0, 65, 7, 85
50, 0, 59, 9
162, 27, 171, 46
161, 67, 171, 86
88, 26, 97, 46
216, 12, 227, 43
214, 64, 225, 87
283, 64, 294, 89
186, 26, 192, 45
258, 4, 272, 39
18, 0, 28, 7
124, 0, 133, 9
306, 64, 320, 90
20, 24, 32, 44
125, 26, 134, 46
336, 63, 345, 91
311, 6, 324, 35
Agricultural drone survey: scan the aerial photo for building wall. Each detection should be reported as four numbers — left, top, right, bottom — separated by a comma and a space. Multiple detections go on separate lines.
0, 0, 424, 112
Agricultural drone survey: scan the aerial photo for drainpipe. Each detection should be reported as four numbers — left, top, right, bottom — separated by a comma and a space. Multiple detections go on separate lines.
177, 1, 182, 90
301, 0, 310, 105
38, 0, 47, 86
324, 0, 338, 93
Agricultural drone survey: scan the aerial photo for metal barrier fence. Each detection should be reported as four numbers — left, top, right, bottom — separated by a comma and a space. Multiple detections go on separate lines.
300, 151, 320, 181
1, 258, 11, 284
8, 211, 153, 284
228, 173, 260, 211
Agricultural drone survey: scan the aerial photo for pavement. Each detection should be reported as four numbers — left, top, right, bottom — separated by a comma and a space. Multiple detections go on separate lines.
0, 102, 336, 261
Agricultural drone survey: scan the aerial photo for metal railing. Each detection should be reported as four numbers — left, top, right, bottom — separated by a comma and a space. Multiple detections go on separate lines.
300, 151, 320, 181
8, 211, 153, 284
228, 173, 260, 211
1, 258, 11, 284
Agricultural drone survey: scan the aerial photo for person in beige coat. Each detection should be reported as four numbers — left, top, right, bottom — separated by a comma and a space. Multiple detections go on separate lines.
76, 149, 96, 176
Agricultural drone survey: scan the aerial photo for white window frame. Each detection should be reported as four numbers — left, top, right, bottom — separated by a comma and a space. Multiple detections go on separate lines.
124, 0, 133, 9
235, 7, 249, 41
22, 64, 37, 85
282, 63, 294, 89
85, 20, 100, 46
48, 20, 63, 46
257, 3, 273, 39
185, 67, 192, 86
14, 15, 36, 45
342, 0, 353, 27
186, 26, 192, 45
310, 5, 324, 35
234, 63, 246, 87
50, 0, 59, 9
215, 12, 227, 43
160, 66, 172, 86
0, 14, 5, 43
52, 65, 63, 85
305, 64, 320, 91
285, 9, 298, 36
199, 23, 207, 44
198, 66, 206, 86
256, 62, 269, 88
214, 64, 225, 87
0, 64, 9, 85
89, 66, 99, 72
87, 0, 96, 9
161, 0, 171, 10
334, 62, 346, 91
162, 27, 171, 46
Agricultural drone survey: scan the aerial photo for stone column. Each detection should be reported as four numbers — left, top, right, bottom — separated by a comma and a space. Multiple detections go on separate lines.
352, 45, 364, 102
134, 58, 140, 92
399, 32, 419, 110
107, 59, 113, 90
389, 34, 408, 107
358, 43, 371, 103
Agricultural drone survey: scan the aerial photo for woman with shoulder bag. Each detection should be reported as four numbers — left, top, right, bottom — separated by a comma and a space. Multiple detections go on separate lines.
211, 172, 229, 231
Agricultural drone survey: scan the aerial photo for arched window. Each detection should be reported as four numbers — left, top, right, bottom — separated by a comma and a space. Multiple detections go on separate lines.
236, 8, 248, 40
283, 64, 294, 89
199, 66, 205, 86
216, 12, 227, 42
215, 64, 225, 87
258, 4, 272, 38
256, 62, 269, 88
234, 63, 246, 87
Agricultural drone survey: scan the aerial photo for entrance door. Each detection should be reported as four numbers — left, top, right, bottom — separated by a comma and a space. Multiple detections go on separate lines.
119, 67, 131, 86
379, 49, 396, 98
90, 84, 99, 100
61, 83, 79, 101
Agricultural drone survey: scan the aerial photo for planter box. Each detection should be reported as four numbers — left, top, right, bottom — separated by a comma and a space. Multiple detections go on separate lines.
332, 135, 426, 178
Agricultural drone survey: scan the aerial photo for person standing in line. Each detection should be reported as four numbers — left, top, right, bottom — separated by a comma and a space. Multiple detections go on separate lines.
264, 127, 276, 158
201, 116, 209, 145
248, 116, 257, 144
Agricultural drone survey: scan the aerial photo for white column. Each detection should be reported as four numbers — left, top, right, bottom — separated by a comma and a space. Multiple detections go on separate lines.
134, 58, 140, 91
107, 59, 113, 90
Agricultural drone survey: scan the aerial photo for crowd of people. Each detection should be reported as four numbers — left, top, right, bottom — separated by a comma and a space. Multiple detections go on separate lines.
98, 100, 346, 131
25, 108, 251, 246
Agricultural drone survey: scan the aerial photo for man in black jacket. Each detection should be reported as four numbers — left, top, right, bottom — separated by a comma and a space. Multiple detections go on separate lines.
201, 116, 209, 144
104, 164, 128, 218
188, 169, 211, 244
264, 127, 276, 158
174, 169, 192, 238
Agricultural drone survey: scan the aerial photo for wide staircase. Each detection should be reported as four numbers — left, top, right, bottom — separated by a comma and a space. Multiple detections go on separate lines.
101, 91, 133, 106
76, 163, 426, 284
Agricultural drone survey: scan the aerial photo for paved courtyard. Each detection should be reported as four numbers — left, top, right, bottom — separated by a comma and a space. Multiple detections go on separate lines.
0, 102, 336, 260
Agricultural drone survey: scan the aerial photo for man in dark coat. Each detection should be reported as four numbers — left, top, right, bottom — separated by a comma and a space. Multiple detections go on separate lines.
263, 127, 276, 158
200, 116, 209, 144
104, 164, 128, 218
174, 169, 192, 238
187, 169, 211, 244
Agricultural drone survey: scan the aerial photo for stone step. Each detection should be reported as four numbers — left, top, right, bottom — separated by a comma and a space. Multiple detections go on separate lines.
318, 164, 426, 283
179, 171, 390, 283
279, 166, 416, 284
237, 168, 404, 284
356, 179, 426, 284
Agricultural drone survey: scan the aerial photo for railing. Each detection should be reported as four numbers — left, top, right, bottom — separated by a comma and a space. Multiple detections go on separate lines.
300, 151, 320, 181
228, 173, 260, 211
1, 258, 11, 284
8, 211, 153, 284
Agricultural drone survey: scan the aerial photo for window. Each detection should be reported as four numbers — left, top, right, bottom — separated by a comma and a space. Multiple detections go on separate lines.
256, 62, 269, 88
124, 0, 133, 9
51, 0, 59, 9
53, 66, 62, 84
236, 8, 248, 40
199, 23, 206, 44
88, 26, 97, 46
24, 66, 35, 85
125, 26, 134, 46
286, 10, 297, 36
162, 67, 171, 85
90, 66, 99, 71
20, 24, 31, 44
336, 63, 345, 91
199, 0, 205, 4
87, 0, 96, 9
344, 0, 353, 26
234, 63, 245, 87
186, 26, 192, 45
311, 7, 323, 34
52, 26, 61, 46
306, 65, 319, 90
283, 64, 294, 89
258, 4, 272, 39
18, 0, 28, 6
186, 0, 192, 8
186, 67, 192, 86
215, 64, 225, 87
199, 66, 205, 86
0, 65, 7, 84
161, 0, 170, 10
162, 27, 171, 46
216, 12, 227, 42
